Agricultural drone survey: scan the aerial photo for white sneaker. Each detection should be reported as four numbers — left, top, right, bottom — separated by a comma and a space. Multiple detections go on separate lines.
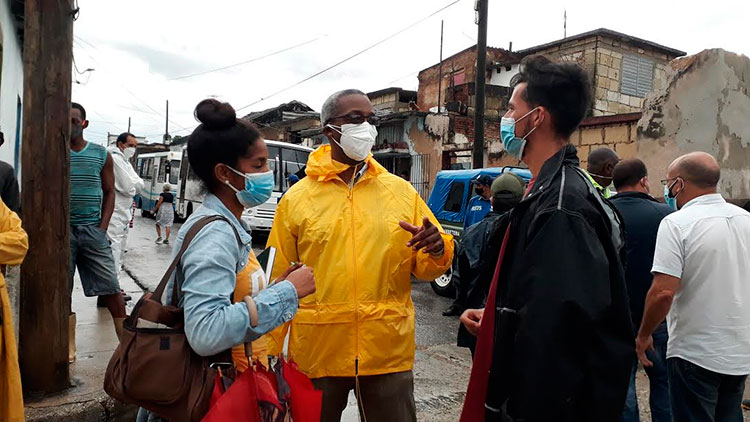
155, 237, 162, 244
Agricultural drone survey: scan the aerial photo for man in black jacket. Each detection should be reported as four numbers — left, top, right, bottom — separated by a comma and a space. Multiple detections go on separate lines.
610, 159, 673, 422
460, 55, 634, 422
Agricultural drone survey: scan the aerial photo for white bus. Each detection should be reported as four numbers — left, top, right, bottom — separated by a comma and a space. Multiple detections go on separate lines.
135, 150, 182, 216
175, 140, 313, 231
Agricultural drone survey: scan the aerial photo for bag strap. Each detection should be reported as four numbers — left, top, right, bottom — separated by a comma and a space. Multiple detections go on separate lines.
151, 215, 243, 305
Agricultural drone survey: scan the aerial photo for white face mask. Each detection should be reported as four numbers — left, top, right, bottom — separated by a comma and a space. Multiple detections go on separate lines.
123, 147, 136, 160
327, 122, 377, 162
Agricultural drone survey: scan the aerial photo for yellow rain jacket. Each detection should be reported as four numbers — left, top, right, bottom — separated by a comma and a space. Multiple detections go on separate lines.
232, 252, 269, 371
266, 145, 453, 379
0, 199, 29, 422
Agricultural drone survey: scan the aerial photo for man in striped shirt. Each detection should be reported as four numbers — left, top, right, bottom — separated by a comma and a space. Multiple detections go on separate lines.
68, 102, 124, 361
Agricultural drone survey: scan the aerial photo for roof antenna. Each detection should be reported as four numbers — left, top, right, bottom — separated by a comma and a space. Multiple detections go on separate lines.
564, 9, 567, 38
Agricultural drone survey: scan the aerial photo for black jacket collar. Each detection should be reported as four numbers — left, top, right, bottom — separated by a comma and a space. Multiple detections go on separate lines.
525, 143, 579, 201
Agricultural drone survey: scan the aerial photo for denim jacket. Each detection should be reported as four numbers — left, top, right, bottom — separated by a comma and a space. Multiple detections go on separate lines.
164, 194, 298, 356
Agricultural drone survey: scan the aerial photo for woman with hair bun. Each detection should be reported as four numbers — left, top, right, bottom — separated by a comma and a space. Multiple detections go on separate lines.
136, 99, 315, 422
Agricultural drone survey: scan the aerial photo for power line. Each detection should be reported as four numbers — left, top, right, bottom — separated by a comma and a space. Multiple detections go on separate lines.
234, 0, 463, 113
169, 37, 323, 81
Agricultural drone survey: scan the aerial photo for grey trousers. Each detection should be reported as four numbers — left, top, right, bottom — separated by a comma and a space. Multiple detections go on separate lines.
312, 370, 417, 422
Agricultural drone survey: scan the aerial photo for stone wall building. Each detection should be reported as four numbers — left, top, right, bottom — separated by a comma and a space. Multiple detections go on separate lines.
517, 28, 685, 116
411, 28, 686, 174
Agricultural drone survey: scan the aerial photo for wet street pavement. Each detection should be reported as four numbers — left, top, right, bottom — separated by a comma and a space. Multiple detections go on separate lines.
122, 214, 750, 421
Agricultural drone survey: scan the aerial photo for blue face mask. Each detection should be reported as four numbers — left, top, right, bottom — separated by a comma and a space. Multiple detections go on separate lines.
664, 179, 681, 210
500, 107, 539, 160
224, 167, 275, 208
664, 185, 676, 210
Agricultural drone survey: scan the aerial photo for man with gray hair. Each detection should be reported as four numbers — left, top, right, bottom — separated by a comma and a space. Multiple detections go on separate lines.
636, 152, 750, 422
267, 89, 454, 421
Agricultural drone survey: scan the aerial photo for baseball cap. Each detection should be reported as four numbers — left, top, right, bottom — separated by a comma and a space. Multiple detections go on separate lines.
475, 174, 494, 186
491, 172, 525, 202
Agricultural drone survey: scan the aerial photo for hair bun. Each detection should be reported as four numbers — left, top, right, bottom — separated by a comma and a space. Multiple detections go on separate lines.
194, 99, 237, 130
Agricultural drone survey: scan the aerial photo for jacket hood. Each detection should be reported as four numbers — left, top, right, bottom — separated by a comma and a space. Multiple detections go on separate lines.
305, 144, 386, 182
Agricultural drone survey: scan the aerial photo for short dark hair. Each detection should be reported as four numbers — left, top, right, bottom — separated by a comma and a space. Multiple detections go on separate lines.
117, 132, 135, 144
71, 102, 86, 120
613, 158, 648, 190
188, 99, 262, 192
588, 147, 620, 174
510, 55, 591, 138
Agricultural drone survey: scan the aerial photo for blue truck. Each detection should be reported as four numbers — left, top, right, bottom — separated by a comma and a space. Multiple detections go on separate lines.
426, 166, 532, 297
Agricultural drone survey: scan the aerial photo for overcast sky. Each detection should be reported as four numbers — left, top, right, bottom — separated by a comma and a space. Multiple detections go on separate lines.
71, 0, 750, 145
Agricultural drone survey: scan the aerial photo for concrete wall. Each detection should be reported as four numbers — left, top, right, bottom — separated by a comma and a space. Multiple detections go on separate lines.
0, 4, 24, 172
489, 63, 520, 87
637, 49, 750, 202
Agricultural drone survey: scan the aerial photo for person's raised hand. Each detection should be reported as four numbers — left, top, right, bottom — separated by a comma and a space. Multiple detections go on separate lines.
399, 217, 444, 255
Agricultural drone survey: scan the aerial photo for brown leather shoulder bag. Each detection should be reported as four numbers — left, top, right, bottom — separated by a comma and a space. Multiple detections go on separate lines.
105, 215, 241, 422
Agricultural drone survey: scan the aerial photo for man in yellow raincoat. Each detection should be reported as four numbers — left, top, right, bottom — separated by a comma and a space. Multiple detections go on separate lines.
0, 198, 29, 421
267, 89, 454, 422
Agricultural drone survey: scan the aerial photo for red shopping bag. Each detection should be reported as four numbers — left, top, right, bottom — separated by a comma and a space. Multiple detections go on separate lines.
202, 367, 261, 422
282, 359, 322, 422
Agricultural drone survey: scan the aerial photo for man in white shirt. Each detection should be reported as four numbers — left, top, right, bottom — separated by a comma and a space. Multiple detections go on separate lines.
636, 152, 750, 422
107, 132, 144, 278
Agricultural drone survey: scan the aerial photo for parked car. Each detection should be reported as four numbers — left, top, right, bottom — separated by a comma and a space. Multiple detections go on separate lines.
426, 166, 532, 297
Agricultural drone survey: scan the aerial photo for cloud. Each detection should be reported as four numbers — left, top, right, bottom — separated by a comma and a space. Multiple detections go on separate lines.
112, 42, 215, 80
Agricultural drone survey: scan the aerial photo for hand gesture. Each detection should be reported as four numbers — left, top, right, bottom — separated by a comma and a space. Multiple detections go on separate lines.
460, 309, 484, 336
398, 217, 445, 255
286, 265, 316, 299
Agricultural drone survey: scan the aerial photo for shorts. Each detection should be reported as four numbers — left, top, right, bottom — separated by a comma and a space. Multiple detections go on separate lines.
70, 224, 121, 297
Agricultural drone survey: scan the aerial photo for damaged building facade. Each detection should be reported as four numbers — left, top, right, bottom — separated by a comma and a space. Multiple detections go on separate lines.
242, 100, 320, 144
636, 48, 750, 204
295, 32, 749, 204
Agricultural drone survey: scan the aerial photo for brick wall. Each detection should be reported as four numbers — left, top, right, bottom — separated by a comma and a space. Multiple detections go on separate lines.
418, 46, 516, 112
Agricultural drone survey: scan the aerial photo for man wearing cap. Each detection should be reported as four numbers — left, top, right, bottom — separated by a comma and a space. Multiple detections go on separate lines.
463, 174, 493, 229
446, 174, 525, 346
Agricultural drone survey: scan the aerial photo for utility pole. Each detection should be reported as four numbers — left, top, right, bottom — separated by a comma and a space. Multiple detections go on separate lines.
472, 0, 489, 169
20, 0, 74, 394
437, 20, 444, 114
128, 116, 131, 133
164, 100, 171, 145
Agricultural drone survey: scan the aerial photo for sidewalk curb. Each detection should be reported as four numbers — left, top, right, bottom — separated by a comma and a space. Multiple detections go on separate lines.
123, 265, 150, 293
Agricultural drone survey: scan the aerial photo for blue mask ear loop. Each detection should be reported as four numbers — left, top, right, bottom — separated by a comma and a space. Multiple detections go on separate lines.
517, 107, 542, 140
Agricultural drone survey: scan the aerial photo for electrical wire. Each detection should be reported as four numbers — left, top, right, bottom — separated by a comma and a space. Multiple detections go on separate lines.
233, 0, 464, 113
168, 37, 323, 81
